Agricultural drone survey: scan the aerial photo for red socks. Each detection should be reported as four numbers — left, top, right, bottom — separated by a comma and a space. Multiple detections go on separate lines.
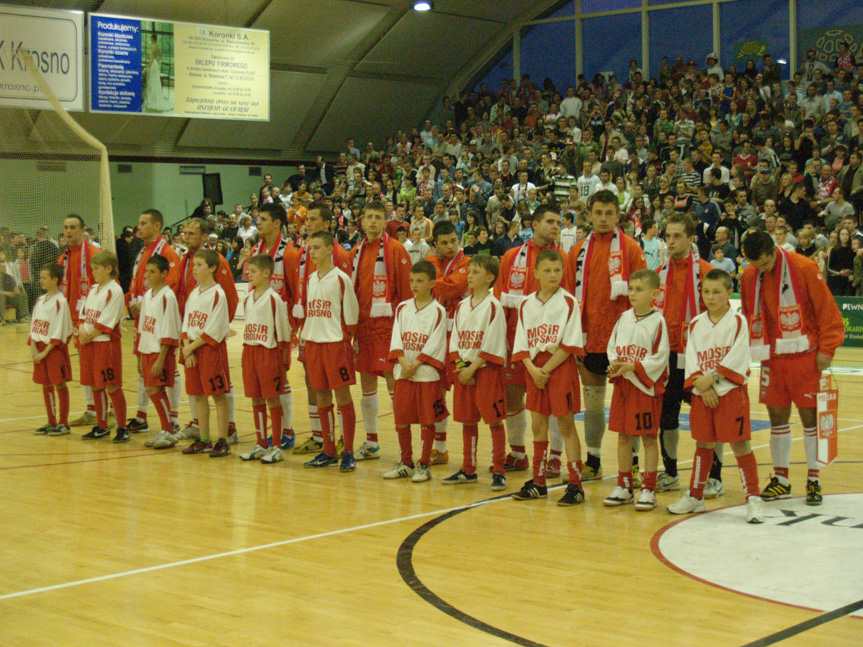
567, 461, 583, 486
253, 404, 268, 446
42, 387, 57, 426
490, 424, 506, 476
642, 471, 657, 492
108, 389, 127, 428
462, 424, 479, 474
270, 405, 283, 448
532, 440, 549, 486
339, 402, 356, 455
736, 451, 760, 497
420, 425, 434, 466
617, 471, 633, 489
94, 389, 109, 428
396, 425, 413, 467
690, 446, 715, 499
319, 405, 336, 455
57, 385, 69, 426
149, 390, 172, 432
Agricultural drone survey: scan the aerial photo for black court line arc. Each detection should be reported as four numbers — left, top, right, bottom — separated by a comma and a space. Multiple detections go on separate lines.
740, 598, 863, 647
397, 492, 553, 647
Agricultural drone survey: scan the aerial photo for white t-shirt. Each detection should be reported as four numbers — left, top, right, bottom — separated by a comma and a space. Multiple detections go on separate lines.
137, 285, 181, 354
606, 308, 670, 396
559, 226, 578, 253
243, 286, 291, 349
576, 174, 601, 199
183, 283, 230, 345
29, 292, 72, 347
389, 298, 448, 382
512, 288, 584, 361
299, 267, 359, 344
81, 280, 125, 342
685, 308, 751, 398
449, 293, 507, 366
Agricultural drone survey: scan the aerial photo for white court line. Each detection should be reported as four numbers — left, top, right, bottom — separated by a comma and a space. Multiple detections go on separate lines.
3, 422, 859, 601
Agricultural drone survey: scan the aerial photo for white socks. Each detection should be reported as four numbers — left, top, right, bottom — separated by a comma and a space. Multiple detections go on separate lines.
83, 385, 94, 410
308, 404, 322, 442
506, 409, 527, 457
361, 392, 379, 440
136, 374, 149, 419
549, 418, 563, 454
770, 425, 792, 484
434, 418, 448, 453
280, 384, 292, 431
226, 387, 236, 424
803, 426, 819, 476
583, 384, 607, 457
168, 369, 183, 425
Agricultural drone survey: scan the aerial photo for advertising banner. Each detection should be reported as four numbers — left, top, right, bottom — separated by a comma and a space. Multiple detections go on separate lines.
89, 13, 269, 120
0, 5, 84, 110
835, 297, 863, 348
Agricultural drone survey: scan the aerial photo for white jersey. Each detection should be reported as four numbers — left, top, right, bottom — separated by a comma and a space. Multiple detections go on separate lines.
449, 293, 507, 366
137, 285, 181, 355
243, 287, 291, 349
389, 298, 448, 382
576, 174, 601, 199
80, 280, 124, 342
685, 308, 751, 398
559, 226, 578, 253
182, 283, 230, 345
606, 308, 670, 396
29, 292, 72, 347
299, 267, 359, 344
512, 288, 584, 362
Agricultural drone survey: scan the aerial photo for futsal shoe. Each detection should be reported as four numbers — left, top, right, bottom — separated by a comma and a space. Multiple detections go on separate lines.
703, 478, 724, 499
382, 461, 415, 479
655, 472, 681, 492
48, 424, 70, 437
411, 463, 431, 483
490, 473, 507, 491
355, 441, 381, 461
635, 489, 656, 511
511, 479, 547, 500
151, 431, 179, 449
429, 449, 449, 465
667, 492, 706, 515
339, 452, 356, 472
144, 431, 160, 447
82, 426, 110, 440
227, 422, 239, 445
209, 438, 231, 457
126, 418, 148, 433
760, 476, 791, 501
240, 444, 267, 461
182, 440, 213, 455
631, 466, 643, 489
603, 486, 634, 507
581, 463, 603, 482
303, 452, 337, 468
557, 483, 585, 506
112, 428, 131, 443
33, 424, 54, 435
746, 496, 765, 523
261, 447, 284, 464
293, 437, 323, 455
442, 470, 478, 485
806, 480, 822, 506
544, 456, 561, 479
490, 453, 529, 473
177, 421, 200, 440
69, 411, 96, 427
280, 429, 295, 450
336, 437, 344, 456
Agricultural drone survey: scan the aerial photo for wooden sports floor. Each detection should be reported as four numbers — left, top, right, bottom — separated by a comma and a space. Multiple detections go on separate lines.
1, 319, 861, 647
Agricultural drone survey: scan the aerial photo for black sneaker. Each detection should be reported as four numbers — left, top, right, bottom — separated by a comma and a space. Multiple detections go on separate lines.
127, 418, 149, 433
806, 479, 822, 506
441, 469, 478, 485
112, 428, 131, 443
491, 473, 507, 491
511, 479, 547, 500
82, 426, 110, 439
760, 476, 792, 501
557, 483, 585, 506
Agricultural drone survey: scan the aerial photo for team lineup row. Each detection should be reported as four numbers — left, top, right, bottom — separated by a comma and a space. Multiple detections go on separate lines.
28, 195, 844, 518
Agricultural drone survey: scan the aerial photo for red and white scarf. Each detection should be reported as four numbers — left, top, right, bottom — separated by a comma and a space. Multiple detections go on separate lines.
573, 227, 629, 308
747, 248, 810, 361
61, 242, 94, 317
131, 238, 168, 305
654, 250, 702, 349
439, 249, 467, 330
254, 234, 289, 298
500, 242, 535, 308
352, 234, 393, 317
293, 244, 339, 319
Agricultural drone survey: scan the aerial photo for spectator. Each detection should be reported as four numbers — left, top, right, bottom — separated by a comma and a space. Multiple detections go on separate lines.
826, 227, 855, 295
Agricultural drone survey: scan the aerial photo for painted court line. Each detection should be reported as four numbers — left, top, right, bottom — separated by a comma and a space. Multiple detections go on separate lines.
0, 497, 504, 602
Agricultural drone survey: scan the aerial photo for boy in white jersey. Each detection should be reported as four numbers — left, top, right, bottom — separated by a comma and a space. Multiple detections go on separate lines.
383, 261, 449, 483
180, 249, 232, 458
511, 249, 586, 506
603, 269, 670, 511
669, 269, 764, 523
442, 255, 508, 490
300, 232, 360, 471
29, 263, 73, 436
78, 252, 129, 442
240, 254, 292, 464
137, 255, 182, 449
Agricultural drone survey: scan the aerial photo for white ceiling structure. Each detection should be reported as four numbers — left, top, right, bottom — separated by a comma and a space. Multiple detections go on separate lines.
2, 0, 563, 160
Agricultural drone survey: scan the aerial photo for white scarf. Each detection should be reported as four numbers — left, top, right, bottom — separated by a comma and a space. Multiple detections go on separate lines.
130, 238, 168, 305
500, 242, 532, 308
655, 250, 702, 349
254, 234, 289, 297
747, 248, 810, 361
352, 234, 393, 317
573, 227, 629, 308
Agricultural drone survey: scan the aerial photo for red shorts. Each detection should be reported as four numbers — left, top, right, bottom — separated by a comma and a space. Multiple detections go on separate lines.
759, 351, 820, 409
32, 342, 72, 386
141, 350, 177, 389
354, 337, 395, 377
525, 352, 581, 418
393, 379, 448, 426
305, 340, 355, 391
184, 341, 231, 397
242, 344, 287, 399
452, 364, 506, 425
80, 338, 123, 388
608, 379, 663, 437
690, 386, 752, 443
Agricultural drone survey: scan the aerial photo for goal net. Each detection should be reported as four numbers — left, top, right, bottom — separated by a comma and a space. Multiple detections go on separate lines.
0, 49, 114, 253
